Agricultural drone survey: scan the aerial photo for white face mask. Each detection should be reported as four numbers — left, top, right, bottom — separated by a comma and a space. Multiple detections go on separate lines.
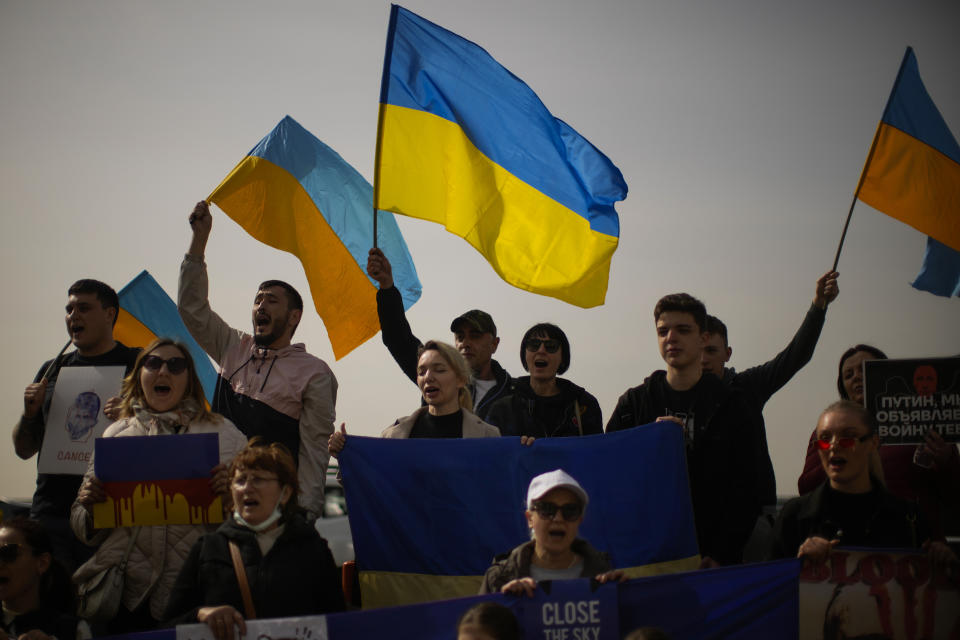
234, 495, 285, 532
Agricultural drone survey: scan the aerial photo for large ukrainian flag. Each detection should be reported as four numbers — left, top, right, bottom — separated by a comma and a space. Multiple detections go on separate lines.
339, 423, 699, 609
209, 116, 421, 359
114, 270, 217, 404
374, 5, 628, 308
858, 47, 960, 257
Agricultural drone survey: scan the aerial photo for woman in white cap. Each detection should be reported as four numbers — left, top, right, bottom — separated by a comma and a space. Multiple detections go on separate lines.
480, 469, 623, 595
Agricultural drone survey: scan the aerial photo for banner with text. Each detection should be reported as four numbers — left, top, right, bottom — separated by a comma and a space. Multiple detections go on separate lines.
864, 357, 960, 444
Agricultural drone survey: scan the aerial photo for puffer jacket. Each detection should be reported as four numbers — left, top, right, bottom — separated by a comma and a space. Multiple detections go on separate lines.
70, 411, 247, 621
479, 539, 612, 594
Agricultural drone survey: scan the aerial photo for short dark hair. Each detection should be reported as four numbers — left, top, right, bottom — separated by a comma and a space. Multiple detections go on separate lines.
258, 280, 304, 312
519, 323, 571, 375
704, 315, 728, 345
0, 517, 75, 612
837, 344, 888, 399
820, 399, 876, 435
654, 293, 706, 332
68, 279, 119, 326
457, 602, 520, 640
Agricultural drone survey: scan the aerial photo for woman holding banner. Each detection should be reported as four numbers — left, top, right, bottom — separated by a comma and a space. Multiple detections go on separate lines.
69, 338, 246, 633
480, 469, 623, 595
328, 340, 500, 454
484, 323, 602, 438
164, 439, 344, 638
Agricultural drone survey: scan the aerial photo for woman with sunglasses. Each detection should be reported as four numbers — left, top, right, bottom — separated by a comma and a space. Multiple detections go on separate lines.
484, 324, 602, 439
0, 517, 89, 640
70, 338, 247, 633
164, 439, 344, 639
797, 345, 960, 538
771, 401, 955, 566
480, 469, 623, 595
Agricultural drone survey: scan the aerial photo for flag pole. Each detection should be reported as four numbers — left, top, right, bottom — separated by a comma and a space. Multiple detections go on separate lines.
832, 120, 883, 271
41, 339, 73, 381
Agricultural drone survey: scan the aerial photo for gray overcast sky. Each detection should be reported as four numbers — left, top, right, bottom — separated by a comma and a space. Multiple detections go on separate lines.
2, 0, 958, 499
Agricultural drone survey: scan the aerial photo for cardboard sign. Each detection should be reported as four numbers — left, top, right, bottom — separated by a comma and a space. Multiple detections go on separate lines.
799, 548, 960, 639
93, 433, 223, 527
176, 615, 328, 640
864, 357, 960, 444
37, 366, 125, 475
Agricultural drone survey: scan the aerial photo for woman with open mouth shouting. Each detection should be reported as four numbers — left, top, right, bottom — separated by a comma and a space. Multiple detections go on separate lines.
70, 338, 246, 634
329, 340, 501, 454
485, 324, 603, 439
0, 517, 89, 640
164, 439, 344, 639
480, 469, 624, 595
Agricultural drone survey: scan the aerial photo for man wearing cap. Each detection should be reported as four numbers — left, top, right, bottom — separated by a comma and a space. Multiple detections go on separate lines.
480, 469, 622, 595
367, 248, 513, 419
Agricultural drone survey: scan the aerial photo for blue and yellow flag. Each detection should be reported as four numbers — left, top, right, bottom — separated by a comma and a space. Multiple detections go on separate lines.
857, 47, 960, 296
115, 270, 217, 404
374, 5, 628, 308
912, 237, 960, 297
210, 116, 421, 359
339, 423, 699, 609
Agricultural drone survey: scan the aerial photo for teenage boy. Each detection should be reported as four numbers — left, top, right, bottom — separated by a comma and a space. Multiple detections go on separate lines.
606, 293, 765, 565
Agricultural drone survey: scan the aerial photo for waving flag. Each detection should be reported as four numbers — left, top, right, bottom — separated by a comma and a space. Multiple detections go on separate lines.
210, 116, 421, 358
374, 5, 627, 308
115, 270, 217, 403
339, 423, 699, 609
856, 47, 960, 297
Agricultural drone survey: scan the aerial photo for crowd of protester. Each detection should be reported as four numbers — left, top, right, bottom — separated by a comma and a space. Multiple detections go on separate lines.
4, 201, 958, 639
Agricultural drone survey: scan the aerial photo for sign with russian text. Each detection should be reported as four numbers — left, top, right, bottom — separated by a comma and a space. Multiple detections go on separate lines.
864, 357, 960, 444
93, 433, 223, 528
37, 366, 125, 475
799, 547, 960, 639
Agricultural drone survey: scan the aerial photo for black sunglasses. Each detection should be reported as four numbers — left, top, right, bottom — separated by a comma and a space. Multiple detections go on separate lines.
0, 542, 30, 564
525, 339, 561, 354
532, 500, 583, 521
142, 355, 189, 375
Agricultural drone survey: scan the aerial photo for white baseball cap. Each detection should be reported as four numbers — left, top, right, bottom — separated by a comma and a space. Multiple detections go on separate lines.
526, 469, 589, 509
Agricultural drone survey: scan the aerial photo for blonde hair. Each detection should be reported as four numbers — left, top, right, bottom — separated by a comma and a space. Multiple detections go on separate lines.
119, 338, 217, 422
419, 340, 473, 410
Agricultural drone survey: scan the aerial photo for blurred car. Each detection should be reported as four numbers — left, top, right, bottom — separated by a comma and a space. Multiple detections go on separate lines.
315, 463, 353, 567
0, 497, 31, 523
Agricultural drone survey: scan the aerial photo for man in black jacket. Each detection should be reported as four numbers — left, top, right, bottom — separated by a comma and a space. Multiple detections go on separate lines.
367, 248, 512, 419
701, 270, 839, 509
606, 293, 765, 565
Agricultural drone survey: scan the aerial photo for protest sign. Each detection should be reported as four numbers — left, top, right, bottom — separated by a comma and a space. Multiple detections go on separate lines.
176, 615, 328, 640
93, 433, 223, 527
864, 357, 960, 444
37, 365, 125, 475
799, 547, 960, 639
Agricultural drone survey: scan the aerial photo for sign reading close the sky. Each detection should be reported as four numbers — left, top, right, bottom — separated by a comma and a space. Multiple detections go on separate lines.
37, 366, 125, 475
93, 433, 223, 528
864, 357, 960, 444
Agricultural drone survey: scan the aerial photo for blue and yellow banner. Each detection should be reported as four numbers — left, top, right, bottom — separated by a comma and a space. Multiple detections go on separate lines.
339, 423, 699, 609
93, 433, 222, 528
858, 47, 960, 280
209, 115, 421, 359
374, 5, 628, 308
115, 270, 217, 404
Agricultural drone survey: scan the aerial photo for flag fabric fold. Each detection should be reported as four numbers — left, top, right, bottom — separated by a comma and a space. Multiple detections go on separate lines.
374, 5, 627, 308
209, 115, 421, 359
115, 270, 218, 403
857, 47, 960, 295
339, 423, 699, 609
912, 236, 960, 297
